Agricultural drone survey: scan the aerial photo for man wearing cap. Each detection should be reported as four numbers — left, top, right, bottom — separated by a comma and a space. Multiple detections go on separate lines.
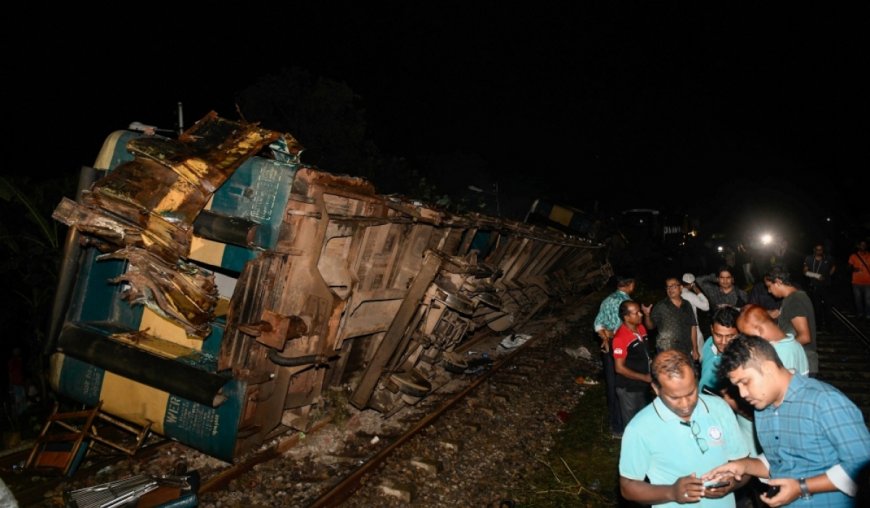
681, 273, 710, 359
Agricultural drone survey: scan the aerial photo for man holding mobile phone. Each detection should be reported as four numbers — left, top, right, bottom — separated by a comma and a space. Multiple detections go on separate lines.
619, 350, 751, 506
708, 336, 870, 506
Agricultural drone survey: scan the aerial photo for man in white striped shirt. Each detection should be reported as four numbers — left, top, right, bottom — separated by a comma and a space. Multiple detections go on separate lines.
681, 273, 709, 359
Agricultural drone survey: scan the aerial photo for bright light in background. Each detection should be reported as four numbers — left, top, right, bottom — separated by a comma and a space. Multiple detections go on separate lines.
760, 233, 773, 245
717, 245, 724, 253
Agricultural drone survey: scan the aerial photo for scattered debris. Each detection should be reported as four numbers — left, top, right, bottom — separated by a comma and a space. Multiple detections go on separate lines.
378, 482, 414, 503
499, 334, 532, 349
65, 472, 198, 508
563, 345, 592, 360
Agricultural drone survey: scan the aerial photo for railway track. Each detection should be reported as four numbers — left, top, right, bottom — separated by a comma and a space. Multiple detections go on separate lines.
180, 298, 595, 506
817, 307, 870, 422
196, 301, 595, 507
310, 301, 599, 506
310, 325, 556, 506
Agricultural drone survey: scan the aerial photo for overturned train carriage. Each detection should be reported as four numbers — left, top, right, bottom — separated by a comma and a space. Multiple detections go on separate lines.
48, 113, 609, 461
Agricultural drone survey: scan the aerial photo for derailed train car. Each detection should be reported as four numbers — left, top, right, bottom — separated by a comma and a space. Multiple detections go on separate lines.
47, 113, 609, 461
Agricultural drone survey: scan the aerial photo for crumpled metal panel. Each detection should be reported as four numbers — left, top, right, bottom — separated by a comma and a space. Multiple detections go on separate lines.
53, 114, 280, 338
128, 112, 290, 195
97, 246, 218, 337
83, 113, 281, 259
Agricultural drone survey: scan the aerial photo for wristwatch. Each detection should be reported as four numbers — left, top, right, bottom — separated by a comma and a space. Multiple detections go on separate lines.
798, 478, 812, 500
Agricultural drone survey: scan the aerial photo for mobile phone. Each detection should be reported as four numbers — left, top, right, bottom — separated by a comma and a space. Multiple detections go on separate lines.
765, 485, 781, 498
704, 480, 728, 489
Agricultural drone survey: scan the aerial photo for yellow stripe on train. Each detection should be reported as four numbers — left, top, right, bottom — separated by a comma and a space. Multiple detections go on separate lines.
549, 204, 574, 227
188, 235, 227, 267
100, 370, 170, 435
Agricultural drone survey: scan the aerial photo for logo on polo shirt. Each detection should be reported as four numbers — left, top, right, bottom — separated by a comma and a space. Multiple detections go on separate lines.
613, 347, 624, 355
707, 425, 724, 444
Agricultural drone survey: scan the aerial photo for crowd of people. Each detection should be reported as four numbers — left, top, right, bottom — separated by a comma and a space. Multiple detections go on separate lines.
593, 237, 870, 507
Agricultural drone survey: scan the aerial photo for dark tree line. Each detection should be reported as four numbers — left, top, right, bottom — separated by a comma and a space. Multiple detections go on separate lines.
0, 68, 496, 378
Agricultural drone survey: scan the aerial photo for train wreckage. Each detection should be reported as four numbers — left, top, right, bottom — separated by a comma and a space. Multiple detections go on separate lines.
46, 112, 610, 461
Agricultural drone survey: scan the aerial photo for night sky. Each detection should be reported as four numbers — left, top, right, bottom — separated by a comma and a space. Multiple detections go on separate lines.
5, 5, 867, 246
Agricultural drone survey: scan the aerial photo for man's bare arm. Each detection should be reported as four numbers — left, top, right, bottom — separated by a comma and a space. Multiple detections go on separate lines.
791, 315, 812, 345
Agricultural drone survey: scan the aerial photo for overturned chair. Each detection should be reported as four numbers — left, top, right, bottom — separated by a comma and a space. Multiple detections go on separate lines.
26, 401, 153, 476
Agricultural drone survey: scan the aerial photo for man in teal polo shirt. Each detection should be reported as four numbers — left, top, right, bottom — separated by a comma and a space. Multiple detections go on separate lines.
698, 307, 741, 394
620, 350, 750, 507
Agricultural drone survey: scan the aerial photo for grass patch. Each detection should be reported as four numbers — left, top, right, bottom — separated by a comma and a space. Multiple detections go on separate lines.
512, 383, 620, 507
510, 285, 663, 507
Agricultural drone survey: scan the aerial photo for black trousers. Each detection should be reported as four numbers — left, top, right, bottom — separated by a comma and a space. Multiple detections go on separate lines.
809, 285, 832, 330
602, 351, 624, 434
616, 387, 649, 427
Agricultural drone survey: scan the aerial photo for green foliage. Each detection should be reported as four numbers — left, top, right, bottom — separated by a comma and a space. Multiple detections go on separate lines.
237, 67, 491, 213
0, 176, 60, 251
0, 175, 75, 351
237, 67, 377, 178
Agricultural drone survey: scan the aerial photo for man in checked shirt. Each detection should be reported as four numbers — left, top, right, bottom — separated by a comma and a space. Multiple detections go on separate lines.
707, 336, 870, 506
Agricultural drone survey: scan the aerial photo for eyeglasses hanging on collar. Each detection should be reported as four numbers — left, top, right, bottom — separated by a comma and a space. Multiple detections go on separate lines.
681, 420, 708, 454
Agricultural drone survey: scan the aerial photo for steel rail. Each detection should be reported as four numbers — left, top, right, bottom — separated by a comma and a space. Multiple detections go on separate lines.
199, 417, 334, 495
308, 334, 540, 507
831, 306, 870, 348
